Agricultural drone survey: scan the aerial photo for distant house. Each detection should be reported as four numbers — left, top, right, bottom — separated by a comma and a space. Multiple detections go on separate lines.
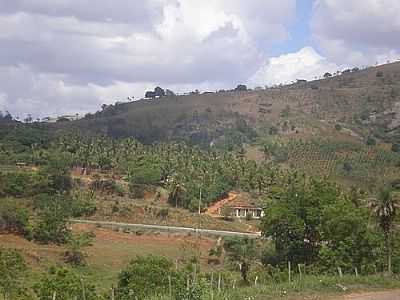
219, 193, 264, 219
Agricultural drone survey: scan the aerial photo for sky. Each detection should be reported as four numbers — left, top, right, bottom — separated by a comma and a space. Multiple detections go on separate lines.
0, 0, 400, 118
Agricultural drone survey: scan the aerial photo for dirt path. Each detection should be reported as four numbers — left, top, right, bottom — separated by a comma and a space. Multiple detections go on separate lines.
205, 192, 238, 216
70, 219, 261, 238
332, 290, 400, 300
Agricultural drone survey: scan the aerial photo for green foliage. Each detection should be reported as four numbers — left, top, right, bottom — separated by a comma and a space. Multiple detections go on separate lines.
0, 171, 47, 197
40, 152, 73, 194
0, 248, 26, 300
64, 232, 95, 266
366, 137, 376, 146
391, 143, 400, 153
223, 237, 258, 283
318, 199, 381, 273
70, 189, 97, 218
334, 124, 342, 131
262, 175, 339, 265
33, 195, 71, 244
0, 199, 31, 238
128, 162, 162, 186
34, 266, 99, 300
117, 255, 177, 299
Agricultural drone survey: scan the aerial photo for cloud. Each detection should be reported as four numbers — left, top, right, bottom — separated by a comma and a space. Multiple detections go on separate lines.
311, 0, 400, 66
249, 47, 339, 87
0, 0, 296, 117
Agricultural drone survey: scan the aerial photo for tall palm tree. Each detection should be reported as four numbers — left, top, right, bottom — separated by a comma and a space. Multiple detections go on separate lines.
370, 186, 399, 275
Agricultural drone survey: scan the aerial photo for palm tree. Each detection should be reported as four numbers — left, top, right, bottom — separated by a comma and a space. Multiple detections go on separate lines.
370, 186, 399, 275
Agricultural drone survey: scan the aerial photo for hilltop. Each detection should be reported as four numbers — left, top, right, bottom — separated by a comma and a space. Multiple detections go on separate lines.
50, 62, 400, 146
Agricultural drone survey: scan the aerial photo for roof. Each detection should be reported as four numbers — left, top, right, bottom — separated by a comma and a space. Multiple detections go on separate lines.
225, 192, 263, 209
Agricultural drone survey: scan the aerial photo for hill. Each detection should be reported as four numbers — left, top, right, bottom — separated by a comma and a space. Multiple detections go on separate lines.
53, 62, 400, 146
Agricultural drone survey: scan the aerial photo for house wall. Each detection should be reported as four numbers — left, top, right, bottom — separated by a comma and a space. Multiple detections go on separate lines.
233, 207, 264, 219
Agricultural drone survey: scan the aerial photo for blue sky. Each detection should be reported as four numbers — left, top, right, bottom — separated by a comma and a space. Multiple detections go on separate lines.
270, 0, 313, 56
0, 0, 399, 118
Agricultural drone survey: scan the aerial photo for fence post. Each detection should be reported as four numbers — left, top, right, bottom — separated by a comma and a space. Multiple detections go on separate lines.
288, 261, 291, 283
210, 272, 214, 300
111, 287, 115, 300
169, 275, 172, 298
81, 278, 87, 300
52, 291, 57, 300
355, 267, 358, 277
337, 267, 343, 278
298, 264, 302, 281
218, 274, 221, 292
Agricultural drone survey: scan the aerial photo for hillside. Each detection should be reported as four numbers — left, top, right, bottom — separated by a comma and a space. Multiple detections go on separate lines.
54, 62, 400, 146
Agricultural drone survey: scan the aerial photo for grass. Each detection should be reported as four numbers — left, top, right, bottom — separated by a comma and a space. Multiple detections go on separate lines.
146, 274, 400, 300
0, 224, 218, 293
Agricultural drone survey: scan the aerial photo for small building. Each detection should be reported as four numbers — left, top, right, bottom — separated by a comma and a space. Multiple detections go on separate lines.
219, 193, 264, 219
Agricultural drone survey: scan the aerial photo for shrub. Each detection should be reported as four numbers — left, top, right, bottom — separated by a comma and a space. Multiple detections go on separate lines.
0, 199, 31, 237
117, 255, 177, 299
33, 195, 71, 244
34, 267, 98, 300
0, 248, 27, 300
391, 143, 400, 153
64, 232, 95, 266
334, 124, 342, 131
366, 137, 376, 146
129, 183, 146, 199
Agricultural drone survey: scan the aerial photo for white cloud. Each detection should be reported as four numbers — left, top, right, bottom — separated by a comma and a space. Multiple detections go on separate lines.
249, 47, 340, 87
312, 0, 400, 66
0, 0, 296, 117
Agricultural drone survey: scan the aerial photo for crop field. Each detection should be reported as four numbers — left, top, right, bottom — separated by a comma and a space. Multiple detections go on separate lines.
284, 139, 400, 187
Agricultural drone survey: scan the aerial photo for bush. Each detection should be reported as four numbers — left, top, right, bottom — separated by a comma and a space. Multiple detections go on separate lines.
34, 267, 98, 300
0, 172, 47, 197
391, 143, 400, 153
366, 137, 376, 146
64, 232, 95, 266
33, 195, 71, 244
334, 124, 342, 131
90, 178, 124, 196
117, 255, 177, 299
129, 183, 146, 199
0, 199, 31, 237
0, 248, 27, 300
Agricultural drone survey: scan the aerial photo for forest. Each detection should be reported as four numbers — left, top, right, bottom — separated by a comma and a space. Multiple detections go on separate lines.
0, 123, 399, 300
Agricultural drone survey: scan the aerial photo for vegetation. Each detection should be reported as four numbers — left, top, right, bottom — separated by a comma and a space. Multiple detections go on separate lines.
1, 61, 400, 298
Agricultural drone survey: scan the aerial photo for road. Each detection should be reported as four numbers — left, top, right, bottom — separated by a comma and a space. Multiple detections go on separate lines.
333, 290, 400, 300
70, 219, 261, 238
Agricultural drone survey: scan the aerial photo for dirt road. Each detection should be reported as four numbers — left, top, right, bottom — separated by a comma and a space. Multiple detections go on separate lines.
334, 290, 400, 300
70, 219, 261, 238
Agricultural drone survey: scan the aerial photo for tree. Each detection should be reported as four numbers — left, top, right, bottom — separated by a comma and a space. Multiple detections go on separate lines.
369, 186, 399, 274
145, 91, 156, 99
117, 255, 177, 299
366, 137, 376, 146
223, 237, 257, 283
165, 89, 175, 96
0, 248, 26, 300
323, 72, 332, 78
0, 199, 30, 237
261, 176, 339, 265
154, 86, 166, 97
318, 199, 379, 273
33, 195, 71, 244
64, 232, 95, 266
34, 266, 98, 300
235, 84, 247, 91
391, 143, 400, 153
